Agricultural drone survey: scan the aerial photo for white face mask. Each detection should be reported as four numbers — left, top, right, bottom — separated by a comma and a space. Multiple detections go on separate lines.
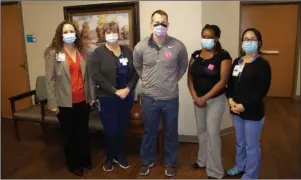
105, 33, 118, 44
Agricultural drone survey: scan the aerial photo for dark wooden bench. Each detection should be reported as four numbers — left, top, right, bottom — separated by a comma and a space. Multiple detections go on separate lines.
8, 76, 103, 142
9, 76, 163, 162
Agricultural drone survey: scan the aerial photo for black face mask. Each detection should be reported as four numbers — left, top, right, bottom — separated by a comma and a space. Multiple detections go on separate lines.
154, 23, 167, 28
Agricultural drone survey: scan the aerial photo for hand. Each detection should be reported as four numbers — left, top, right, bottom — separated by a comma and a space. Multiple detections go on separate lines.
89, 100, 95, 106
115, 87, 130, 99
50, 108, 60, 114
228, 98, 237, 109
231, 104, 245, 114
194, 96, 207, 108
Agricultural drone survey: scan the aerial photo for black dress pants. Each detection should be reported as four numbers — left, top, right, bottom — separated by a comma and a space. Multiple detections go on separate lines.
57, 101, 91, 171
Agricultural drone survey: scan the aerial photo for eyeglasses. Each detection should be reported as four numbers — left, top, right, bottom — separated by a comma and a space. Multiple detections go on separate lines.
153, 22, 168, 28
242, 38, 258, 42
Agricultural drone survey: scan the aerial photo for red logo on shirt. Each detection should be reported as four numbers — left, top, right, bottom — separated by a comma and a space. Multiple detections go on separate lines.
165, 52, 172, 59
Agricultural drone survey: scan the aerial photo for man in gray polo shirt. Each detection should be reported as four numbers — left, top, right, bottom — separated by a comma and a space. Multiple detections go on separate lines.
133, 9, 188, 177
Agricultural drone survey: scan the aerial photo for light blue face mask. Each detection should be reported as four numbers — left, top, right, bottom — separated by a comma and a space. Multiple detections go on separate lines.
63, 33, 76, 44
201, 39, 215, 49
242, 41, 258, 54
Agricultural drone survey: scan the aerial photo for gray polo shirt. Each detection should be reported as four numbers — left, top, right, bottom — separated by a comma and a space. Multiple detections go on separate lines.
133, 35, 188, 100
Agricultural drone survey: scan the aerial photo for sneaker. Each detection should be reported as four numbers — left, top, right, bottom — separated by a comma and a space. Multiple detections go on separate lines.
165, 165, 176, 177
226, 167, 244, 176
103, 158, 113, 172
113, 157, 130, 169
139, 162, 155, 176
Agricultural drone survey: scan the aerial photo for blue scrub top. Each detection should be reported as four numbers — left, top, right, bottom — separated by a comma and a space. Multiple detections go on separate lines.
116, 54, 129, 89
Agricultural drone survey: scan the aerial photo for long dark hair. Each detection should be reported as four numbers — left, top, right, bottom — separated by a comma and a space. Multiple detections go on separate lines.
240, 28, 263, 56
201, 24, 222, 53
44, 20, 83, 58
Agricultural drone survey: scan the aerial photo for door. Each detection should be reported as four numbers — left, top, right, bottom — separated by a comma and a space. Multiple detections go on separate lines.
240, 3, 299, 97
1, 2, 32, 118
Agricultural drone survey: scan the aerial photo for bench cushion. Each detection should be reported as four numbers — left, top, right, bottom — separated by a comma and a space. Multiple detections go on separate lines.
44, 110, 59, 125
14, 104, 42, 123
44, 108, 103, 131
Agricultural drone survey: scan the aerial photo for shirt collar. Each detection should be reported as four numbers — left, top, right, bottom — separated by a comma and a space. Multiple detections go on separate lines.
147, 34, 171, 48
238, 55, 260, 64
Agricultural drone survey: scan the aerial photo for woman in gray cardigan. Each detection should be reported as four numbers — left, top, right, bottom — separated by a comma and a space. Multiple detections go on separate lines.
90, 21, 139, 172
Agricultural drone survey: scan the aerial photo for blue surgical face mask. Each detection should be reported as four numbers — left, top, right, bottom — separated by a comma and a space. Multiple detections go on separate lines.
242, 41, 258, 54
201, 39, 215, 49
154, 25, 167, 37
105, 33, 119, 44
63, 33, 76, 44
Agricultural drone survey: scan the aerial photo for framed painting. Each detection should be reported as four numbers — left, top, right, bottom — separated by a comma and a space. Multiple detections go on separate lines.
63, 1, 140, 49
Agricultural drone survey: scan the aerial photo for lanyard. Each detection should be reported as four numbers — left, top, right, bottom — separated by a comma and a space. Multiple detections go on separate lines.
237, 55, 259, 82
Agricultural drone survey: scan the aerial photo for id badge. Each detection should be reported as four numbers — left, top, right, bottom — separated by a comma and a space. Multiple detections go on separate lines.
119, 58, 128, 66
232, 65, 240, 77
238, 65, 244, 72
57, 53, 65, 62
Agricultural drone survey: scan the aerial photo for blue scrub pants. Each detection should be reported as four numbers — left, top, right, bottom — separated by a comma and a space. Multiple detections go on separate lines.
96, 92, 134, 158
232, 115, 264, 179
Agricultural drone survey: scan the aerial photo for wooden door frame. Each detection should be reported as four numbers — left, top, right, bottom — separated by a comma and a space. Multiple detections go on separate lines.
239, 1, 301, 99
1, 1, 32, 117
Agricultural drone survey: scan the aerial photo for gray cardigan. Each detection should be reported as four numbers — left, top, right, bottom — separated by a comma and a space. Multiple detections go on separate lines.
89, 45, 139, 97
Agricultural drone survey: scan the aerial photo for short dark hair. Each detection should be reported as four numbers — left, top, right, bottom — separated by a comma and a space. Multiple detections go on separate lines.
151, 10, 168, 22
241, 28, 263, 55
202, 24, 223, 53
102, 21, 119, 36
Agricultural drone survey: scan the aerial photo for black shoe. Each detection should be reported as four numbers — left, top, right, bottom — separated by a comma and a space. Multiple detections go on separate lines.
113, 156, 130, 169
70, 168, 83, 176
192, 162, 206, 169
83, 163, 92, 170
103, 157, 114, 172
208, 176, 217, 179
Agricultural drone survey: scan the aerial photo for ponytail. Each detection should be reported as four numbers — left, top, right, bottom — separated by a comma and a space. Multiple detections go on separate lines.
215, 40, 223, 53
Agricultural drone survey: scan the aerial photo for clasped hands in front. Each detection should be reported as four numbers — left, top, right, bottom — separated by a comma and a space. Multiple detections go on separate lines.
193, 96, 245, 114
228, 98, 245, 114
193, 96, 207, 108
115, 87, 130, 99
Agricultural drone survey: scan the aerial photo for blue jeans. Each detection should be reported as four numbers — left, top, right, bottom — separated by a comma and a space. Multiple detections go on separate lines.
96, 92, 134, 158
233, 115, 264, 179
140, 96, 179, 167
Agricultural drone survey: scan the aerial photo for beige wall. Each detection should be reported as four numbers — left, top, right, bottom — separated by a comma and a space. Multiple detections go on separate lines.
20, 1, 300, 136
21, 1, 203, 136
201, 1, 240, 131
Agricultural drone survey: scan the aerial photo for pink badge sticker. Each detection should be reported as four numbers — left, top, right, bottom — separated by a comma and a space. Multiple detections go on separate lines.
208, 64, 214, 70
164, 52, 172, 59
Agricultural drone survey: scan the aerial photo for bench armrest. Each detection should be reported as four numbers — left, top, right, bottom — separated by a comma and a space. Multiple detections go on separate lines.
8, 90, 36, 102
8, 90, 36, 115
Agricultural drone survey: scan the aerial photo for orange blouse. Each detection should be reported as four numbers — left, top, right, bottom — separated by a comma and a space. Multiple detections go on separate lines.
65, 51, 86, 104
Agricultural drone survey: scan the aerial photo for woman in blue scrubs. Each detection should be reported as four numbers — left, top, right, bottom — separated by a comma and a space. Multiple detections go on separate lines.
226, 28, 271, 179
89, 21, 139, 172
